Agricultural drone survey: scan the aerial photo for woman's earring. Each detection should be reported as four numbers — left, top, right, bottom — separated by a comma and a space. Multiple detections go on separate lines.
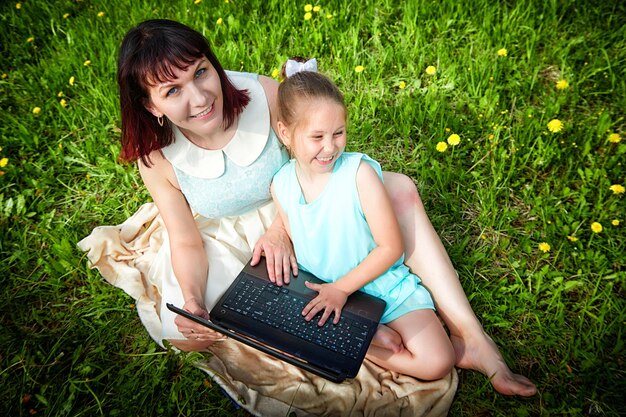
157, 116, 164, 127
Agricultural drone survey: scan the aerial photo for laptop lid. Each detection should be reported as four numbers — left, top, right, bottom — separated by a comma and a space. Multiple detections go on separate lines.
167, 257, 386, 382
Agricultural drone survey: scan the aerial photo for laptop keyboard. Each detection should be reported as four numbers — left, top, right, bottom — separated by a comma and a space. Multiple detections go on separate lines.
221, 276, 371, 359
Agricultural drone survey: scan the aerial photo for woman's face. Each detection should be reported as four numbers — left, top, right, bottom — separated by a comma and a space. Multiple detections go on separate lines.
145, 57, 224, 143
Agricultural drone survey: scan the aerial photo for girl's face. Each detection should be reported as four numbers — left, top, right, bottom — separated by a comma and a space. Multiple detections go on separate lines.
145, 57, 224, 144
283, 98, 347, 176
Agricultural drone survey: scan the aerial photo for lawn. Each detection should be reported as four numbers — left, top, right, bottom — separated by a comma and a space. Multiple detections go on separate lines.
1, 0, 625, 416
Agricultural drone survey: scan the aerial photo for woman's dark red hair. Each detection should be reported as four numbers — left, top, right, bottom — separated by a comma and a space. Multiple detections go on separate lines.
117, 19, 250, 165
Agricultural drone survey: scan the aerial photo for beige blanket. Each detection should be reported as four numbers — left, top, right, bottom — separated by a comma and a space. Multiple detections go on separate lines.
78, 203, 457, 416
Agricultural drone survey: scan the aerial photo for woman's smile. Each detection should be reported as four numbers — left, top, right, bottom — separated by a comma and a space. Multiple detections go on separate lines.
191, 103, 214, 120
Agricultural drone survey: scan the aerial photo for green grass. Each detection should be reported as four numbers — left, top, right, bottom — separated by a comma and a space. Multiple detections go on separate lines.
1, 0, 625, 415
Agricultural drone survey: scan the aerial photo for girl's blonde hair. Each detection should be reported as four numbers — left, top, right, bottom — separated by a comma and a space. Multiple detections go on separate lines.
277, 59, 346, 129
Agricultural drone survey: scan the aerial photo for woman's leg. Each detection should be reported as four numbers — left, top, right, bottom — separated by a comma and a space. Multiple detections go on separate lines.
382, 172, 536, 396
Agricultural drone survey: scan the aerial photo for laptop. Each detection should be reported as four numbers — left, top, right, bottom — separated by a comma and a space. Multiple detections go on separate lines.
167, 257, 386, 383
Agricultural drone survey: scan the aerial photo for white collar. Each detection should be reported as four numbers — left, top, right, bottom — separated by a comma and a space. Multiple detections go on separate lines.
161, 72, 270, 179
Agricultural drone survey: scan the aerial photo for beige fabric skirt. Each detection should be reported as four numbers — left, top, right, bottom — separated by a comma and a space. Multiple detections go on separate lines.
78, 202, 457, 417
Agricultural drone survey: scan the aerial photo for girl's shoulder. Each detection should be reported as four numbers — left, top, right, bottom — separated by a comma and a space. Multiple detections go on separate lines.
340, 152, 383, 180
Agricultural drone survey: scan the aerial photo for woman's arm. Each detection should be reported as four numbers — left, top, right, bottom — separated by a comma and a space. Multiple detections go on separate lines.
138, 152, 219, 340
250, 75, 298, 281
261, 183, 296, 285
258, 75, 280, 134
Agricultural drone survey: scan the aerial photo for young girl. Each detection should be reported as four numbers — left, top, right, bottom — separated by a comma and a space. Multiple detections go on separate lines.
270, 61, 456, 380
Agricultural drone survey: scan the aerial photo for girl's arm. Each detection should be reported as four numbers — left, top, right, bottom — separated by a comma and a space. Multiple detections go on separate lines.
302, 160, 404, 325
333, 160, 404, 292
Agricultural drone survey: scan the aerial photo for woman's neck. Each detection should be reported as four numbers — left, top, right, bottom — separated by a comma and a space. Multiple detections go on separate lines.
179, 121, 238, 150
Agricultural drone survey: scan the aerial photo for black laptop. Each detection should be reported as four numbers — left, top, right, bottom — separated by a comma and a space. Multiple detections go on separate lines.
167, 257, 386, 383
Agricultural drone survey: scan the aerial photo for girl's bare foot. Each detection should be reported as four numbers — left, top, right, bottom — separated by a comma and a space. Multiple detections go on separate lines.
371, 325, 404, 353
451, 331, 537, 396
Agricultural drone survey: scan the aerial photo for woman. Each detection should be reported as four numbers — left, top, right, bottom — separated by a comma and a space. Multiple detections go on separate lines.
113, 19, 535, 397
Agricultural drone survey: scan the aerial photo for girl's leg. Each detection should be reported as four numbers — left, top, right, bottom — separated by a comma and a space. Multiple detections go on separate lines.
382, 172, 537, 396
371, 324, 404, 353
366, 310, 455, 381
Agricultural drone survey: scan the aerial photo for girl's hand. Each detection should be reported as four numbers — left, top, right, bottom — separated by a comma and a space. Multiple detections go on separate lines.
174, 298, 225, 342
251, 224, 298, 286
302, 282, 349, 326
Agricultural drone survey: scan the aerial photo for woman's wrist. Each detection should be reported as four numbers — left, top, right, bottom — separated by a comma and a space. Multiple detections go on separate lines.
181, 287, 206, 306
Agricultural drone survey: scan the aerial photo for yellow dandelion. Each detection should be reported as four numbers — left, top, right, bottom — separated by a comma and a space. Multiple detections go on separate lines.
32, 107, 41, 114
354, 65, 365, 73
304, 12, 312, 20
612, 219, 620, 226
538, 242, 551, 253
313, 5, 321, 12
547, 119, 563, 133
304, 4, 313, 12
398, 81, 406, 89
63, 13, 70, 19
591, 222, 603, 233
497, 48, 508, 57
97, 11, 105, 17
609, 184, 625, 194
0, 157, 8, 168
271, 68, 279, 78
425, 65, 437, 75
488, 134, 494, 140
445, 127, 451, 132
567, 235, 578, 242
556, 79, 569, 90
447, 134, 461, 146
326, 14, 333, 19
83, 60, 91, 66
16, 3, 21, 10
27, 37, 34, 43
608, 133, 621, 143
436, 142, 448, 152
59, 143, 63, 149
69, 76, 75, 86
57, 91, 64, 97
1, 74, 7, 79
60, 99, 68, 108
216, 17, 223, 25
194, 0, 202, 4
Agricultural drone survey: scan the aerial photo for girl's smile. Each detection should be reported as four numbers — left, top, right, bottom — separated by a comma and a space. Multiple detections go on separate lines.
285, 98, 347, 177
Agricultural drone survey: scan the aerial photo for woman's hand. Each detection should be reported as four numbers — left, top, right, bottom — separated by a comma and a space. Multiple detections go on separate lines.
251, 223, 298, 286
302, 282, 349, 326
174, 298, 225, 342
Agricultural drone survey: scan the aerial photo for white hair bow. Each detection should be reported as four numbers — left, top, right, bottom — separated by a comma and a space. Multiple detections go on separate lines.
284, 58, 318, 78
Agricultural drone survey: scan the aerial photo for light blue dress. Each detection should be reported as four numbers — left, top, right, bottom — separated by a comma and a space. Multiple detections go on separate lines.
272, 152, 434, 324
